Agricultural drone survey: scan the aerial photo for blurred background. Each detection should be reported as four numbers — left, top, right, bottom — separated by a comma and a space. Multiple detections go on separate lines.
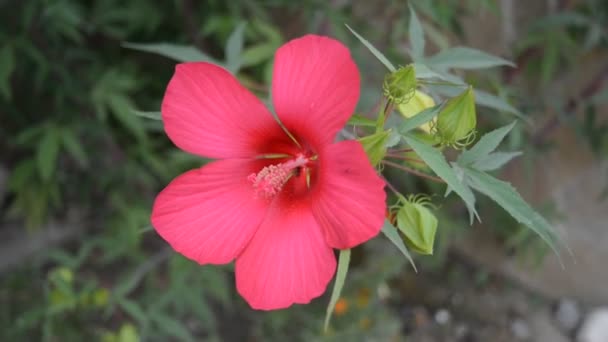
1, 0, 607, 341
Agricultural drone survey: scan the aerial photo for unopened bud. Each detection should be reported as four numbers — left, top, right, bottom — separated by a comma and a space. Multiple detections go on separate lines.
383, 65, 417, 104
434, 86, 477, 147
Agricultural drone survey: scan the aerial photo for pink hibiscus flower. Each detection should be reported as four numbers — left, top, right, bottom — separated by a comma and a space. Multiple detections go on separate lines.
151, 35, 386, 310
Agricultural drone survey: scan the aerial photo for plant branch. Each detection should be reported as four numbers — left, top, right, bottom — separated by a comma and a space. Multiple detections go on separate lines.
382, 160, 445, 184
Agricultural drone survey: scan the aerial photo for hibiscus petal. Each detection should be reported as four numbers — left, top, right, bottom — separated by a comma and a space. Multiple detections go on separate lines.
235, 201, 336, 310
272, 35, 360, 146
312, 140, 386, 249
162, 62, 282, 159
151, 159, 269, 264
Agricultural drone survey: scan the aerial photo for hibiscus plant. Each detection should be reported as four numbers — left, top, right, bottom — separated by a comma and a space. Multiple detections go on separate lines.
130, 6, 565, 330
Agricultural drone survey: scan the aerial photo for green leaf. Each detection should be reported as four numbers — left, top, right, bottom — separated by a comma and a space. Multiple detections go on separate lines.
430, 85, 524, 119
404, 135, 479, 223
60, 129, 88, 167
348, 114, 377, 127
408, 5, 425, 60
426, 47, 515, 70
37, 130, 61, 181
345, 24, 396, 72
132, 110, 161, 120
472, 151, 522, 171
241, 42, 277, 67
358, 130, 391, 167
396, 202, 438, 255
117, 298, 147, 325
324, 249, 350, 332
464, 168, 562, 260
399, 104, 442, 134
474, 88, 526, 120
0, 44, 15, 100
151, 311, 195, 342
458, 121, 517, 166
122, 42, 217, 63
225, 22, 247, 73
108, 96, 145, 140
381, 219, 417, 272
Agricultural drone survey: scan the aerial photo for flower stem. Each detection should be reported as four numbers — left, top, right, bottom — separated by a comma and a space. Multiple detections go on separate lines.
385, 153, 425, 164
381, 160, 445, 184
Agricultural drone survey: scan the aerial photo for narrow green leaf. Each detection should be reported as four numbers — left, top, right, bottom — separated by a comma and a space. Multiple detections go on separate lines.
117, 298, 147, 325
132, 110, 161, 120
380, 219, 417, 272
348, 114, 377, 127
404, 135, 479, 223
122, 42, 217, 63
225, 22, 247, 73
427, 47, 515, 70
108, 96, 145, 140
429, 85, 524, 119
345, 24, 396, 72
474, 88, 526, 120
464, 168, 562, 261
241, 42, 276, 67
472, 151, 522, 171
408, 4, 425, 60
0, 45, 15, 100
399, 104, 442, 134
458, 121, 517, 166
324, 249, 351, 332
151, 311, 195, 342
60, 129, 88, 167
37, 130, 61, 181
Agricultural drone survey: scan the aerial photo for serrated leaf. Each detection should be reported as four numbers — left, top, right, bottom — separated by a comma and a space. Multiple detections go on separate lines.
37, 130, 61, 181
348, 114, 377, 127
0, 44, 15, 100
408, 5, 425, 60
404, 135, 478, 223
132, 110, 161, 120
464, 168, 562, 260
430, 85, 524, 119
474, 88, 526, 120
324, 249, 350, 332
458, 121, 517, 166
225, 22, 247, 73
472, 151, 522, 171
381, 219, 417, 272
427, 47, 515, 70
122, 42, 217, 63
346, 24, 396, 72
399, 104, 442, 134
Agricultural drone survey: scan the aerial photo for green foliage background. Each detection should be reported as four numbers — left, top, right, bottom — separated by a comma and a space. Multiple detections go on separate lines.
1, 0, 606, 340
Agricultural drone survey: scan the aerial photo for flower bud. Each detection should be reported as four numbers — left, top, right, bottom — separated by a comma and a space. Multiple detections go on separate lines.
382, 65, 416, 104
435, 86, 476, 147
397, 90, 436, 133
396, 200, 438, 255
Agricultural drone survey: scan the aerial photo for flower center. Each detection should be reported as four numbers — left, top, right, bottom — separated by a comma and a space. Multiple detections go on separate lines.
248, 155, 310, 199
